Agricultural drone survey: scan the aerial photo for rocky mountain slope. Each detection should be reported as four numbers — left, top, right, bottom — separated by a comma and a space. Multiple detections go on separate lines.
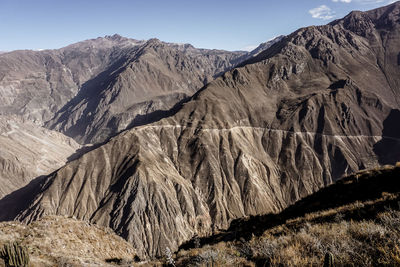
0, 35, 250, 203
0, 35, 248, 144
247, 35, 285, 57
172, 165, 400, 266
45, 40, 248, 144
0, 116, 80, 199
0, 35, 143, 125
2, 1, 400, 260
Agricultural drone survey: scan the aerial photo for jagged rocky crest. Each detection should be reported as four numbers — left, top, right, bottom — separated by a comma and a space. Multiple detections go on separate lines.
1, 1, 400, 261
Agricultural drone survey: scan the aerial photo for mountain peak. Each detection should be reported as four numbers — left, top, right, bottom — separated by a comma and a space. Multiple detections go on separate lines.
335, 1, 400, 23
146, 38, 162, 44
104, 33, 125, 41
327, 1, 400, 37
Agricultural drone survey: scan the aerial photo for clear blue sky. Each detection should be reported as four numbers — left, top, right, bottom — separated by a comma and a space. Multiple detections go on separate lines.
0, 0, 397, 52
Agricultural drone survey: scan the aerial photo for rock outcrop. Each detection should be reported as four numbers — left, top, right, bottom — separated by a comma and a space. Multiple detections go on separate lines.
2, 1, 400, 260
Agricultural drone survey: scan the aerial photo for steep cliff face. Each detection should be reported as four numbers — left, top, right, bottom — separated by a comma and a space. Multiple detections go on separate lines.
0, 116, 80, 199
3, 1, 400, 260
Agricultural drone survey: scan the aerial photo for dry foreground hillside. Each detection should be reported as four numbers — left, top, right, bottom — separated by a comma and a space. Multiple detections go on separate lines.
1, 164, 399, 266
0, 216, 136, 267
0, 1, 400, 266
170, 164, 400, 266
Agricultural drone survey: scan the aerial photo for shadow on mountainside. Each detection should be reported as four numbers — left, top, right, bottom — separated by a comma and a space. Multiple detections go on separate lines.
373, 109, 400, 165
66, 142, 106, 162
0, 175, 48, 222
64, 93, 193, 162
179, 166, 400, 251
45, 54, 134, 140
124, 95, 191, 129
398, 52, 400, 66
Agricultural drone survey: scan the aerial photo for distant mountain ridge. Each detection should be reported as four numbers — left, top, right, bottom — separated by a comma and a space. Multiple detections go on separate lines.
0, 35, 140, 124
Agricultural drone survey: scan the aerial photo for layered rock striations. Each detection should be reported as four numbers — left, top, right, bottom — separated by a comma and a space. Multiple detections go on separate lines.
0, 116, 80, 199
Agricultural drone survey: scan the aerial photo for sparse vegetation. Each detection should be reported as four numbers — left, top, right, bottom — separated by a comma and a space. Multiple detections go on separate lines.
0, 216, 136, 266
169, 165, 400, 266
165, 247, 176, 267
173, 203, 400, 266
0, 168, 399, 267
0, 169, 398, 267
0, 241, 29, 267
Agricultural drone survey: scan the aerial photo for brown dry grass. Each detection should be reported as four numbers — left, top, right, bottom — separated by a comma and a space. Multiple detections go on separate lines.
172, 165, 400, 266
0, 215, 137, 266
173, 203, 400, 266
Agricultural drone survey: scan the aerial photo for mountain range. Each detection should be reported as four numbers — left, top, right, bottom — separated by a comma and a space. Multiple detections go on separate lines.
0, 35, 282, 206
1, 34, 280, 145
0, 1, 400, 263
